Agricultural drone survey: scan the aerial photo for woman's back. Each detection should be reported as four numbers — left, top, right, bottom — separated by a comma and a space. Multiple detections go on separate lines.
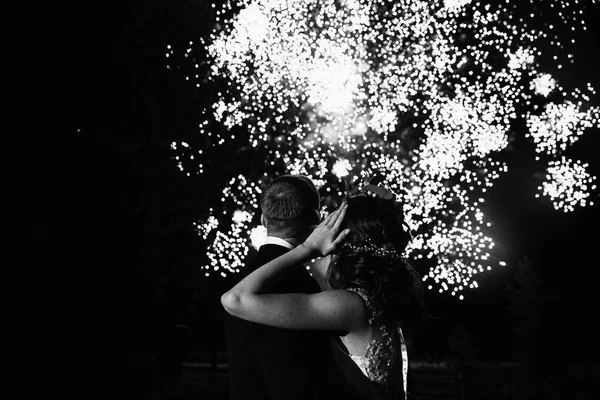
338, 287, 408, 400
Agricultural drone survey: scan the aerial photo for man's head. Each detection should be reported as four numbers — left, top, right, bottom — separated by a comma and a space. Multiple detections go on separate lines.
260, 175, 320, 240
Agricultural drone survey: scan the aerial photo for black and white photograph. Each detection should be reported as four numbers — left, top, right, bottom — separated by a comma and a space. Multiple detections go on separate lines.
62, 0, 600, 398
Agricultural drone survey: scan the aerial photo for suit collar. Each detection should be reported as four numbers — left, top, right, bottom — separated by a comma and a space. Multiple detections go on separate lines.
262, 236, 295, 249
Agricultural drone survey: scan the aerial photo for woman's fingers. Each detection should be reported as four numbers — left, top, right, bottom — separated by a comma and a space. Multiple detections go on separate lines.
321, 203, 347, 234
332, 202, 347, 230
324, 209, 336, 227
332, 229, 351, 248
322, 210, 334, 225
327, 202, 346, 227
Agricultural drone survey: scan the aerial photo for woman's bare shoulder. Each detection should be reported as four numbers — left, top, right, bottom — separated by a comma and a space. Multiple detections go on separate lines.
315, 289, 369, 330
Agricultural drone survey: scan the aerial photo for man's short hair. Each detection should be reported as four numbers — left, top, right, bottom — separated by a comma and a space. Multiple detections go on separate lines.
260, 175, 320, 237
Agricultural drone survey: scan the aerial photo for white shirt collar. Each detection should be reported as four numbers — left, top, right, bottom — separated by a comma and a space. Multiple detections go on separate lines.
263, 236, 295, 249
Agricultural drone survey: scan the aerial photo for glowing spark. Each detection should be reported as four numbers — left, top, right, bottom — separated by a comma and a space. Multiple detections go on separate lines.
232, 210, 252, 225
444, 0, 473, 12
507, 47, 535, 70
526, 102, 599, 155
250, 225, 268, 249
332, 159, 352, 178
531, 73, 557, 97
537, 157, 597, 212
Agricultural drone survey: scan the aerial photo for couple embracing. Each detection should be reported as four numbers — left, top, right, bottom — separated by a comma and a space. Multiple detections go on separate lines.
222, 174, 426, 400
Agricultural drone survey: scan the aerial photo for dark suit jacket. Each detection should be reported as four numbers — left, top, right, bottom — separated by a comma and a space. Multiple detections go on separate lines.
224, 243, 366, 400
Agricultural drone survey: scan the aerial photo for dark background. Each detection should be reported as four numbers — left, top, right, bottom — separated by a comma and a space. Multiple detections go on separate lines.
34, 0, 599, 396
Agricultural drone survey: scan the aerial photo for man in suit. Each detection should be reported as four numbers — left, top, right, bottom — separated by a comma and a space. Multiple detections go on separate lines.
224, 174, 335, 400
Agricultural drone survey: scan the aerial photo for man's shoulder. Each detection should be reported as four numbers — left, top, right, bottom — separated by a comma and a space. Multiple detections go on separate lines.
253, 243, 290, 260
241, 244, 289, 275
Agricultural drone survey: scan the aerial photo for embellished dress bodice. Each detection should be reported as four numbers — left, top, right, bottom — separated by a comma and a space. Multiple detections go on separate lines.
341, 287, 408, 400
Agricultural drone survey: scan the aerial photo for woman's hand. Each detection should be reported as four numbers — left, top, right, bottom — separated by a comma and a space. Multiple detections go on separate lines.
301, 202, 350, 257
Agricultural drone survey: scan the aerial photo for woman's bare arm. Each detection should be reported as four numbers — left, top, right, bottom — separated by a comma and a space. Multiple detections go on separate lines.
222, 288, 365, 331
221, 203, 358, 331
306, 255, 332, 291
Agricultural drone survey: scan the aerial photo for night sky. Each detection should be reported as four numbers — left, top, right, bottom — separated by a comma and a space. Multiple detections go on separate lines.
54, 1, 600, 386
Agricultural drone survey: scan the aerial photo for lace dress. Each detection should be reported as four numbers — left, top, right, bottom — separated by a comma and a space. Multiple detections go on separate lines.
340, 287, 408, 400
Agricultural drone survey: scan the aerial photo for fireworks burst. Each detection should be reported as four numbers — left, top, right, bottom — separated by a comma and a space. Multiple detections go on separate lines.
536, 157, 597, 212
168, 0, 598, 297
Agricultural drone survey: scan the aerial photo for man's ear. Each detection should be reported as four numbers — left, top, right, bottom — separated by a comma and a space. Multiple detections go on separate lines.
311, 209, 321, 226
260, 214, 267, 228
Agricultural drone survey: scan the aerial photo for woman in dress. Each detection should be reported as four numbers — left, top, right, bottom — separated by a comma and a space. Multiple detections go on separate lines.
221, 180, 426, 399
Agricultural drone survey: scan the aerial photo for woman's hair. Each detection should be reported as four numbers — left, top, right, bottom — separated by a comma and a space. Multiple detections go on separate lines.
326, 195, 426, 323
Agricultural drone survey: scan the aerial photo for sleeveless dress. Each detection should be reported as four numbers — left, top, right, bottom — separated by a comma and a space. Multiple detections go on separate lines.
339, 287, 408, 400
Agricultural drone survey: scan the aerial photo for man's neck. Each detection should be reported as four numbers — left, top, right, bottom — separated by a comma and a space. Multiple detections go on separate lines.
267, 233, 302, 247
281, 237, 301, 247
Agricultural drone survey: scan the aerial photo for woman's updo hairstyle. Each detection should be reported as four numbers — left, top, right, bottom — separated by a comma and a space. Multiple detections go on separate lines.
326, 177, 425, 323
